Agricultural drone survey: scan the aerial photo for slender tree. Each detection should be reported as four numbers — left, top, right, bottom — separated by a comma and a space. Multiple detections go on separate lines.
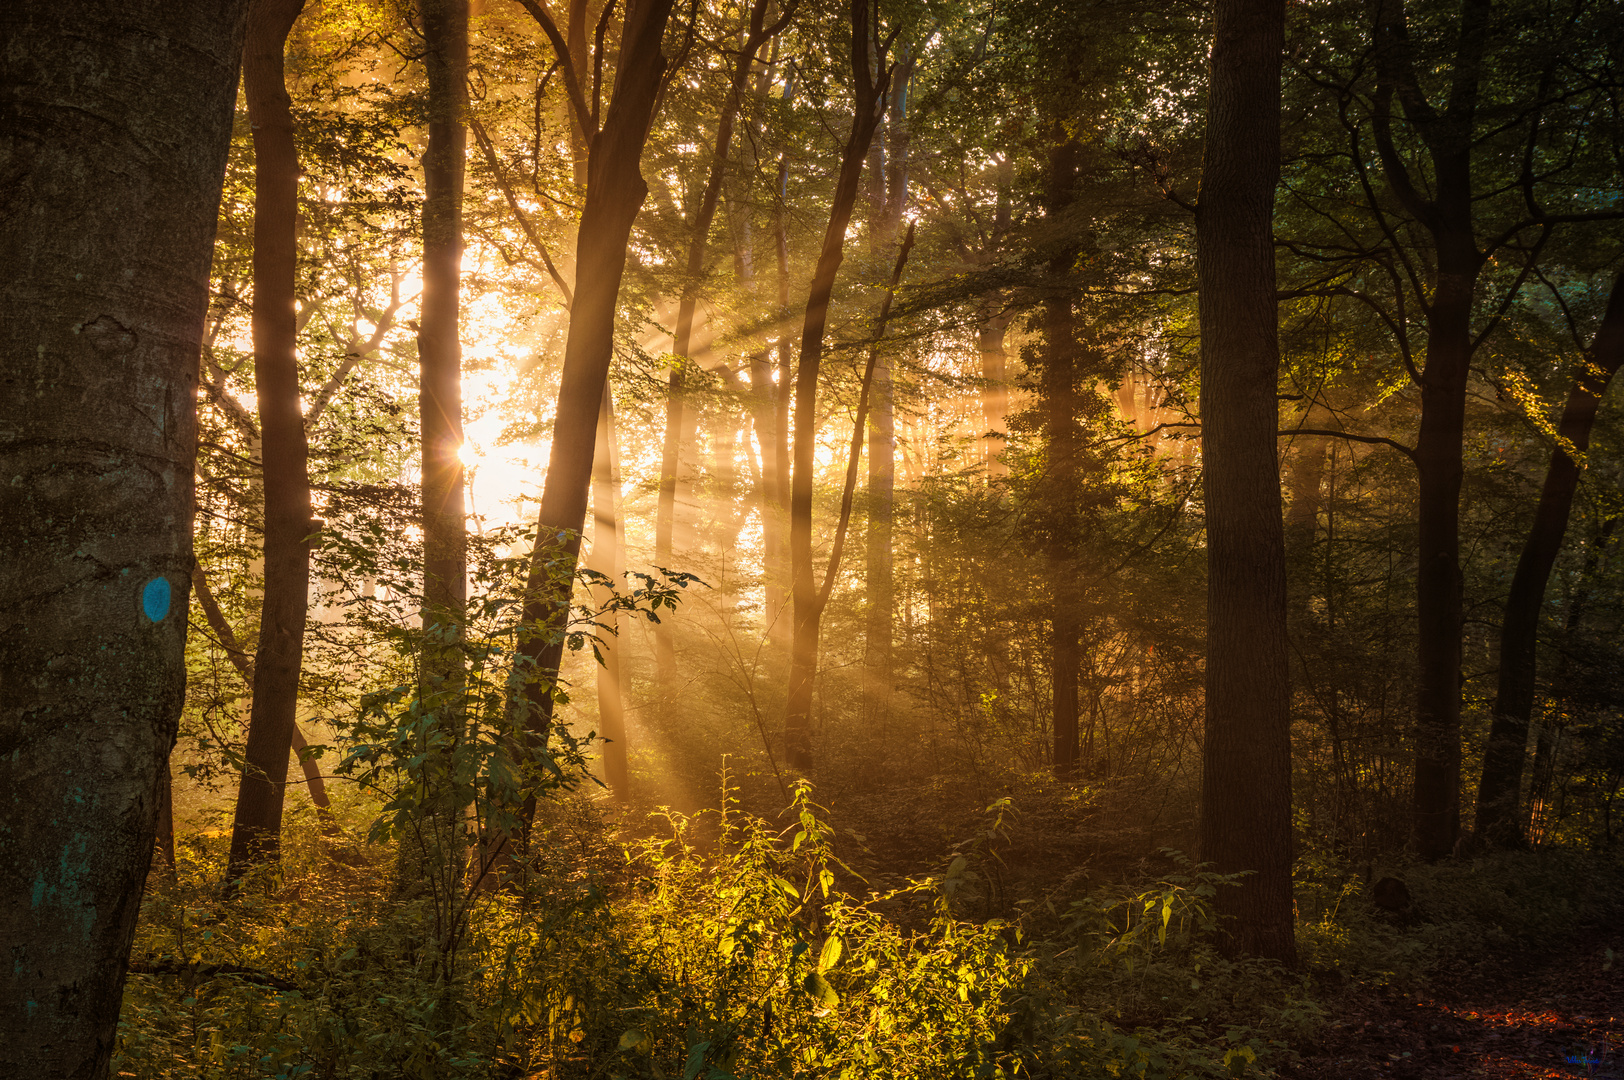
1196, 0, 1297, 961
1476, 271, 1624, 845
784, 0, 894, 771
0, 0, 250, 1070
863, 55, 912, 721
653, 0, 795, 682
513, 0, 676, 741
225, 0, 313, 886
589, 384, 631, 799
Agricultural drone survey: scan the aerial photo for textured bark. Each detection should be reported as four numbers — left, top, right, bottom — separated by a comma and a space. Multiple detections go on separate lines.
1195, 0, 1296, 962
1476, 271, 1624, 846
784, 0, 891, 771
515, 0, 675, 741
588, 384, 630, 799
419, 0, 469, 631
0, 0, 249, 1072
225, 0, 313, 886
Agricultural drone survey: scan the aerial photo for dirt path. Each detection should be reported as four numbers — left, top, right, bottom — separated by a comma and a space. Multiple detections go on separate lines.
1285, 922, 1623, 1079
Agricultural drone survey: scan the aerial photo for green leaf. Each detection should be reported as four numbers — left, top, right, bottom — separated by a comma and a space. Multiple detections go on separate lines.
682, 1041, 712, 1080
818, 935, 843, 972
618, 1029, 645, 1052
803, 971, 839, 1012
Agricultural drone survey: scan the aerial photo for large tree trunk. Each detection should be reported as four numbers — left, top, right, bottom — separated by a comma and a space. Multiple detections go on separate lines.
1195, 0, 1296, 963
419, 0, 469, 635
1475, 271, 1624, 845
0, 0, 249, 1071
514, 0, 675, 744
589, 384, 630, 799
784, 0, 890, 771
225, 0, 313, 887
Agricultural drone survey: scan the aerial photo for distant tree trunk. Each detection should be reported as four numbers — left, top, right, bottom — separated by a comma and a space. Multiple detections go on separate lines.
226, 0, 314, 886
1039, 137, 1083, 780
589, 384, 630, 799
1476, 271, 1624, 846
785, 0, 891, 771
155, 766, 177, 878
1284, 403, 1333, 623
194, 566, 339, 834
863, 58, 911, 721
514, 0, 675, 745
0, 0, 248, 1071
751, 350, 788, 636
419, 0, 469, 636
765, 141, 796, 648
1196, 0, 1297, 962
979, 317, 1012, 478
654, 0, 790, 681
1527, 515, 1616, 839
979, 153, 1013, 479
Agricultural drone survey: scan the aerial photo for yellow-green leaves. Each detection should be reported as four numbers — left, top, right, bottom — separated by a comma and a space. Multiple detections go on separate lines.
817, 934, 843, 972
802, 971, 839, 1013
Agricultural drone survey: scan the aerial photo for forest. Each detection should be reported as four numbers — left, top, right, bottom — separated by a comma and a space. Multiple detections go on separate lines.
2, 0, 1623, 1075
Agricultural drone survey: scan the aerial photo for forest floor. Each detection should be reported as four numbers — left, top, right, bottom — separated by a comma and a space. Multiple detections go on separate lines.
1284, 912, 1623, 1079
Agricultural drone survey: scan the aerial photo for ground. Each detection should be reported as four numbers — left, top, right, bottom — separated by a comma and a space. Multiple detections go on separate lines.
1285, 917, 1622, 1079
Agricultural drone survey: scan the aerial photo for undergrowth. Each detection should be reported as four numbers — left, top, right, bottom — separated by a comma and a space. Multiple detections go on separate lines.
117, 783, 1622, 1080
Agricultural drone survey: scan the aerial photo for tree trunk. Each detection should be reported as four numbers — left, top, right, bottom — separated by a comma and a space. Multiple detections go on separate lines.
1476, 271, 1624, 845
1527, 515, 1616, 840
155, 765, 177, 879
515, 0, 675, 745
1195, 0, 1296, 963
765, 148, 795, 648
979, 317, 1012, 479
589, 384, 630, 799
654, 0, 788, 680
419, 0, 469, 634
225, 0, 313, 887
0, 0, 248, 1071
863, 59, 911, 722
785, 0, 891, 770
1367, 0, 1491, 862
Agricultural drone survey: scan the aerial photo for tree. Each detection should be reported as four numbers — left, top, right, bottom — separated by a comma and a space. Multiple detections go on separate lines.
1476, 271, 1624, 845
420, 0, 469, 639
224, 0, 313, 887
1196, 0, 1297, 961
1288, 0, 1624, 859
0, 0, 250, 1071
784, 0, 895, 771
513, 0, 676, 742
652, 0, 794, 684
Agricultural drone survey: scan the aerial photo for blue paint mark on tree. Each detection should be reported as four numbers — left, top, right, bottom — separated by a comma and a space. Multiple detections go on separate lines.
142, 577, 171, 622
